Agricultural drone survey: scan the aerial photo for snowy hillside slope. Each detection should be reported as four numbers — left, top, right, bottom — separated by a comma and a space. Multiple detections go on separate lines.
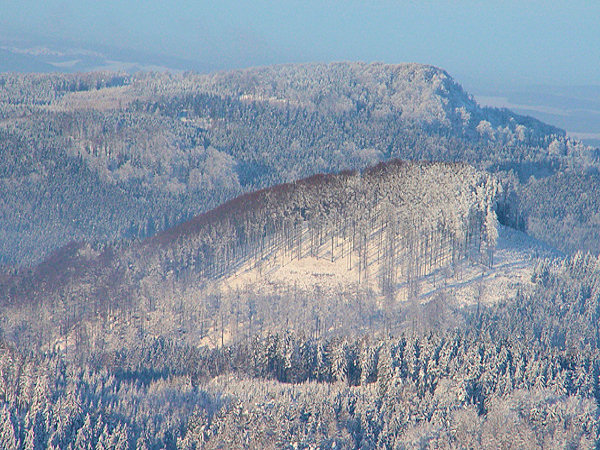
223, 224, 559, 308
1, 160, 522, 350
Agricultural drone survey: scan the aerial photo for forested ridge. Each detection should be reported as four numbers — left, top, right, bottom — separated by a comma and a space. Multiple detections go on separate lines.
139, 160, 500, 286
2, 157, 600, 448
1, 160, 500, 349
1, 63, 598, 266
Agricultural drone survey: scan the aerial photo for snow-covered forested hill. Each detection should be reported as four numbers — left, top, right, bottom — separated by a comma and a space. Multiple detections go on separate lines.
1, 140, 600, 449
1, 160, 502, 346
1, 63, 596, 266
0, 158, 562, 356
2, 63, 600, 448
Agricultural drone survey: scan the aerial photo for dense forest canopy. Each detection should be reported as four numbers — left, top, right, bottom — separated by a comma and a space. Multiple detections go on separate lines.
1, 63, 600, 448
1, 249, 600, 448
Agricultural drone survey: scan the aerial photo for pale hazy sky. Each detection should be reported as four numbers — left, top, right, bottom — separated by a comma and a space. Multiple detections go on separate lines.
2, 0, 599, 89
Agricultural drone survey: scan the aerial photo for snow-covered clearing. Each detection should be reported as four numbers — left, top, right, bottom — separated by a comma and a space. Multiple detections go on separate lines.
221, 225, 558, 307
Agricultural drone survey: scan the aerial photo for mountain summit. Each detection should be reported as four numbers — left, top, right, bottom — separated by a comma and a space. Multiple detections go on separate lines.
197, 62, 558, 134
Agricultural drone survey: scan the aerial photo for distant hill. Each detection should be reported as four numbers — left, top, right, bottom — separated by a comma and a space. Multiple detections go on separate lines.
0, 39, 200, 73
193, 62, 562, 137
0, 47, 58, 72
0, 63, 597, 267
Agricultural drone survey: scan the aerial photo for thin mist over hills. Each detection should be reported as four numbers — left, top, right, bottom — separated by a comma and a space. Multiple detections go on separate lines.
475, 85, 600, 148
4, 34, 598, 144
0, 37, 205, 73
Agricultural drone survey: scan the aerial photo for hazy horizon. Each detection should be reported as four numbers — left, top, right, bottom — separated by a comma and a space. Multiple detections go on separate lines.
1, 1, 598, 86
2, 1, 599, 145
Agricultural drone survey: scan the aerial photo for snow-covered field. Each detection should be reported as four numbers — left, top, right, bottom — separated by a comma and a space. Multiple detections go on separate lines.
415, 225, 559, 306
222, 225, 559, 307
